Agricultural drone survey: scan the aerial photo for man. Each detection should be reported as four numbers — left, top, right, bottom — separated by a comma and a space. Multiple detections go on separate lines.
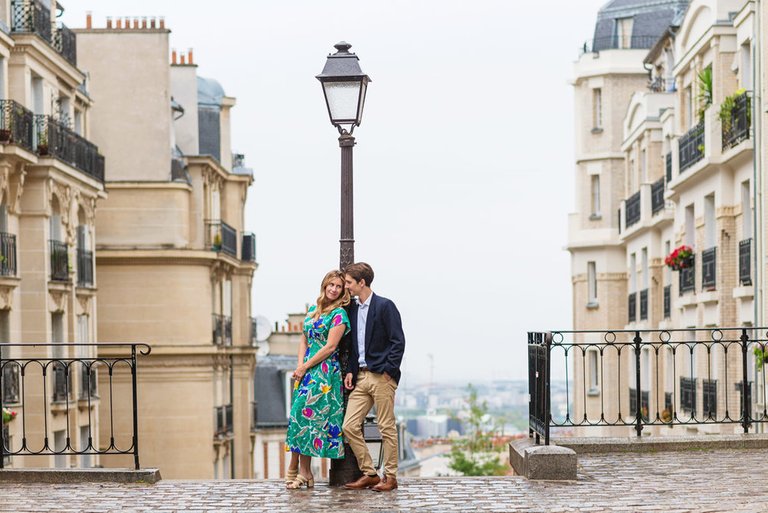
341, 262, 405, 492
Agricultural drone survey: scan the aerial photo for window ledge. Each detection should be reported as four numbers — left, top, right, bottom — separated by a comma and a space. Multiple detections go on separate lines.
589, 213, 602, 221
591, 127, 603, 134
586, 301, 599, 310
587, 388, 600, 397
733, 285, 754, 299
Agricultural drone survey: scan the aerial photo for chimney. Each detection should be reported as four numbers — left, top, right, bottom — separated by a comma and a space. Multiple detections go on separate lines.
171, 48, 177, 65
159, 16, 165, 29
150, 17, 156, 29
180, 53, 186, 65
106, 16, 112, 29
141, 16, 147, 29
86, 11, 92, 29
115, 17, 122, 29
188, 48, 194, 65
133, 17, 139, 29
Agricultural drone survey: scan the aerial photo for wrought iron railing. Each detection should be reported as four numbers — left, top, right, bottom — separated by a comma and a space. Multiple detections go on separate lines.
204, 220, 237, 257
1, 364, 19, 404
722, 91, 751, 150
740, 238, 752, 286
214, 404, 233, 436
0, 232, 16, 277
579, 35, 659, 55
651, 178, 665, 215
11, 0, 52, 43
49, 240, 68, 281
251, 401, 258, 431
663, 284, 671, 319
625, 191, 641, 228
679, 122, 705, 172
212, 314, 233, 346
639, 289, 648, 321
0, 343, 152, 469
35, 115, 105, 182
527, 328, 768, 445
701, 247, 716, 290
628, 292, 637, 323
0, 100, 34, 151
665, 152, 672, 182
249, 317, 258, 347
77, 248, 93, 287
680, 257, 695, 295
242, 233, 256, 262
52, 24, 76, 67
79, 361, 98, 400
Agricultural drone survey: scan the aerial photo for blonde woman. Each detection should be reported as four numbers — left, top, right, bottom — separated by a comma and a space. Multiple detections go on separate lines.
285, 270, 351, 489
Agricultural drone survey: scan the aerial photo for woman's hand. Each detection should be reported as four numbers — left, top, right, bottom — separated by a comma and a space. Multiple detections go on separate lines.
292, 365, 307, 381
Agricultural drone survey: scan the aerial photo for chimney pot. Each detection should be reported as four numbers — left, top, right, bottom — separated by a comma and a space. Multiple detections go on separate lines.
171, 49, 177, 65
106, 16, 112, 29
141, 17, 147, 29
86, 11, 92, 29
159, 16, 165, 29
150, 17, 156, 29
188, 48, 194, 65
115, 18, 122, 29
133, 17, 139, 29
180, 53, 186, 65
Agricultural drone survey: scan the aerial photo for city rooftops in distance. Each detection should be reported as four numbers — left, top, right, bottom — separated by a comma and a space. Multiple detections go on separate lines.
77, 13, 169, 32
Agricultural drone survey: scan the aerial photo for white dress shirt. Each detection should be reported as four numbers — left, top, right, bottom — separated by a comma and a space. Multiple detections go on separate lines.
357, 293, 373, 367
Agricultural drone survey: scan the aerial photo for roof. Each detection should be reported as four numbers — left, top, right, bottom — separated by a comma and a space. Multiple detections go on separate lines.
591, 0, 689, 52
253, 355, 295, 428
197, 76, 225, 107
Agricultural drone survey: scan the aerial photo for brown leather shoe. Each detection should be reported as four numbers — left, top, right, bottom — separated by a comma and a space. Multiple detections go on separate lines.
344, 474, 381, 489
372, 476, 398, 492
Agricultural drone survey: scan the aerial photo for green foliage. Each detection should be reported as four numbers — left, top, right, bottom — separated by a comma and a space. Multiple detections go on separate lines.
447, 384, 507, 476
697, 67, 713, 122
755, 346, 768, 369
719, 88, 749, 134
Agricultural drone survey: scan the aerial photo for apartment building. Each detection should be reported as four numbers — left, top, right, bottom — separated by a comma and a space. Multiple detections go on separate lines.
0, 0, 107, 467
567, 0, 768, 436
74, 16, 258, 478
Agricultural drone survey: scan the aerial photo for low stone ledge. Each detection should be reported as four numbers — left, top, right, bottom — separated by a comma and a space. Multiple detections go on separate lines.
509, 439, 576, 480
0, 468, 161, 484
555, 433, 768, 454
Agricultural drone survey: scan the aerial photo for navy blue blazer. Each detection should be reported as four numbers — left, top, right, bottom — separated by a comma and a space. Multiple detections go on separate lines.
344, 293, 406, 384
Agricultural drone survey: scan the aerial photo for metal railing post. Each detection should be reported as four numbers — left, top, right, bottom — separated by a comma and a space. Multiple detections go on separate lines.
0, 350, 4, 469
545, 331, 552, 446
634, 331, 643, 437
131, 344, 140, 470
741, 329, 751, 433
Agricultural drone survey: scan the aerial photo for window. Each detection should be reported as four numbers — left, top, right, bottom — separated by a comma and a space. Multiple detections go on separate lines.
588, 350, 599, 392
704, 194, 715, 248
587, 261, 597, 306
31, 75, 44, 115
54, 430, 67, 468
685, 204, 695, 246
616, 17, 634, 49
592, 88, 602, 129
640, 148, 647, 183
685, 86, 694, 128
629, 253, 637, 293
641, 248, 648, 289
664, 240, 671, 284
741, 42, 752, 90
742, 181, 752, 238
590, 175, 601, 217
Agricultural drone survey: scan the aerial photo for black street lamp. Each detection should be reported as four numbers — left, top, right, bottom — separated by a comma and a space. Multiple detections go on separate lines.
318, 41, 372, 486
316, 41, 371, 270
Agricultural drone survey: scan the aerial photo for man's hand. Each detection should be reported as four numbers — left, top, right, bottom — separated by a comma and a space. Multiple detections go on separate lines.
344, 373, 355, 390
383, 371, 391, 382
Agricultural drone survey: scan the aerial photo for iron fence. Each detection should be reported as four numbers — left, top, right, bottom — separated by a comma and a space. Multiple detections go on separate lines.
679, 122, 705, 172
11, 0, 52, 43
0, 100, 34, 151
740, 238, 752, 286
0, 232, 16, 276
0, 343, 151, 469
527, 328, 768, 445
665, 152, 672, 182
579, 35, 659, 55
52, 24, 76, 67
49, 240, 68, 281
77, 247, 93, 287
204, 220, 237, 257
625, 191, 641, 228
722, 91, 751, 150
651, 178, 665, 215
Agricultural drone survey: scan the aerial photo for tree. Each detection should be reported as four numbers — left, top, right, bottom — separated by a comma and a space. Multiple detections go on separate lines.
447, 384, 507, 476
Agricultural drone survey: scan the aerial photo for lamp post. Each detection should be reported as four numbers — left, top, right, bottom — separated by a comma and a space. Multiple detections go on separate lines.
317, 41, 372, 486
316, 41, 371, 269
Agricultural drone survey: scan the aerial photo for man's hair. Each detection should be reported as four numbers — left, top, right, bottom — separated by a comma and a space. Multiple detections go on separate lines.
345, 262, 374, 287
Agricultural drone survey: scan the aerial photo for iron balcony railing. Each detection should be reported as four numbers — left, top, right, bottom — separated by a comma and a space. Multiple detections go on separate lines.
0, 100, 34, 152
249, 317, 258, 347
0, 343, 152, 469
665, 152, 673, 182
680, 256, 695, 295
49, 240, 68, 281
0, 232, 16, 277
79, 360, 98, 400
11, 0, 52, 43
242, 233, 256, 262
251, 401, 258, 431
1, 364, 19, 404
625, 190, 641, 228
701, 247, 716, 290
722, 91, 751, 150
52, 23, 76, 67
651, 178, 665, 215
212, 314, 232, 346
527, 328, 768, 445
639, 289, 648, 321
205, 220, 237, 257
628, 292, 637, 323
214, 404, 233, 436
579, 35, 659, 55
679, 122, 705, 172
35, 115, 105, 183
663, 284, 671, 319
740, 238, 752, 286
77, 247, 93, 287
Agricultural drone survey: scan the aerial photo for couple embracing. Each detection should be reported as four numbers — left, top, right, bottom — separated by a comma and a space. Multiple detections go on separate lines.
284, 262, 405, 492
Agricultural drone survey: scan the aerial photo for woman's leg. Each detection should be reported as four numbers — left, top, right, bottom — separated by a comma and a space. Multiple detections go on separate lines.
285, 452, 299, 484
299, 454, 314, 485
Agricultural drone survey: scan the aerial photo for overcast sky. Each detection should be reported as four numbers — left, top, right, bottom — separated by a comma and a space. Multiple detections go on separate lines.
62, 0, 607, 384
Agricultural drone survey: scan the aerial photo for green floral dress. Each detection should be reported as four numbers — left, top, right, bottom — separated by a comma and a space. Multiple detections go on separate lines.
285, 306, 350, 459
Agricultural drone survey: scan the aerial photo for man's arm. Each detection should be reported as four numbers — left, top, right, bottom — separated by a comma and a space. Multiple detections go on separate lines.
382, 301, 405, 377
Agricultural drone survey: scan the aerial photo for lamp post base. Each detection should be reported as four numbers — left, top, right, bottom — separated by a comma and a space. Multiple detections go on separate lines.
328, 444, 363, 486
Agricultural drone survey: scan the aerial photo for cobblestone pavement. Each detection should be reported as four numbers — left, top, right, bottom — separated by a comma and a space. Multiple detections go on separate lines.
3, 448, 768, 512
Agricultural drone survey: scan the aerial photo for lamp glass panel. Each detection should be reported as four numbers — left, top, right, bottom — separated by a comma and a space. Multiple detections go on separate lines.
366, 441, 383, 469
356, 80, 368, 123
323, 81, 362, 123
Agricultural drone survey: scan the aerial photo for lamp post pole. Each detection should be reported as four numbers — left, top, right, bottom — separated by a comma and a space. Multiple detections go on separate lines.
339, 132, 355, 269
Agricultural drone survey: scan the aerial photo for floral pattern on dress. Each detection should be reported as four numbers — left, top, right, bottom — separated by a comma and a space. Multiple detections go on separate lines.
285, 305, 350, 459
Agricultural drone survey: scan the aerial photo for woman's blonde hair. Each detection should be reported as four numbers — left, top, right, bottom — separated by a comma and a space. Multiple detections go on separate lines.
313, 270, 351, 320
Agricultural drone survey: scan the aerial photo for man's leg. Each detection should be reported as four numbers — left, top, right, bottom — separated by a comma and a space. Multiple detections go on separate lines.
371, 373, 398, 480
342, 373, 376, 476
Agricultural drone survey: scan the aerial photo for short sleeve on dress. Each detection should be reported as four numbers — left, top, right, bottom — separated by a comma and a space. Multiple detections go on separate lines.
329, 307, 351, 336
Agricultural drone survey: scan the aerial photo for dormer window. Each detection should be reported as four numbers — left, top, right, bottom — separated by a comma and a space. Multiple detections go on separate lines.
615, 17, 634, 49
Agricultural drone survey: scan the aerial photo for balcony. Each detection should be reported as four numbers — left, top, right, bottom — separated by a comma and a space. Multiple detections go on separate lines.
579, 35, 659, 55
214, 404, 233, 437
628, 292, 637, 323
665, 152, 672, 182
701, 247, 716, 290
52, 361, 72, 402
739, 238, 752, 286
650, 178, 665, 215
52, 24, 77, 67
679, 257, 695, 295
722, 91, 750, 151
49, 240, 68, 282
79, 361, 98, 400
639, 289, 648, 321
0, 232, 17, 277
679, 122, 705, 173
77, 247, 93, 287
0, 100, 35, 152
205, 220, 237, 257
663, 284, 671, 319
625, 191, 641, 228
35, 115, 105, 183
242, 233, 256, 262
11, 1, 78, 67
212, 314, 232, 346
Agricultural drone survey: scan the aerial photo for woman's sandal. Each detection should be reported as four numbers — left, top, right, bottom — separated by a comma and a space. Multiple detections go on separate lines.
285, 468, 298, 486
286, 474, 311, 490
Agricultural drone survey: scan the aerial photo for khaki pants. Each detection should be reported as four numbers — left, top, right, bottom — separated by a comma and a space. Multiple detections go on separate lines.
342, 370, 398, 477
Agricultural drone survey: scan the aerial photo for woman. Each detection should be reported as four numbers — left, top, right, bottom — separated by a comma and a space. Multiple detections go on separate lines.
284, 270, 351, 489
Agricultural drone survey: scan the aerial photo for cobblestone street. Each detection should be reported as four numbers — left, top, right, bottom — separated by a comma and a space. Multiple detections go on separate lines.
2, 448, 768, 512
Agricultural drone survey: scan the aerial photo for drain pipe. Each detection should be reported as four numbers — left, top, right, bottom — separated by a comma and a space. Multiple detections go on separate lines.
752, 0, 763, 433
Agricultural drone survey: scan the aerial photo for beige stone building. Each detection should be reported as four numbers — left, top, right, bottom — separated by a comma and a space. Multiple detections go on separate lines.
73, 16, 257, 478
568, 0, 764, 436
